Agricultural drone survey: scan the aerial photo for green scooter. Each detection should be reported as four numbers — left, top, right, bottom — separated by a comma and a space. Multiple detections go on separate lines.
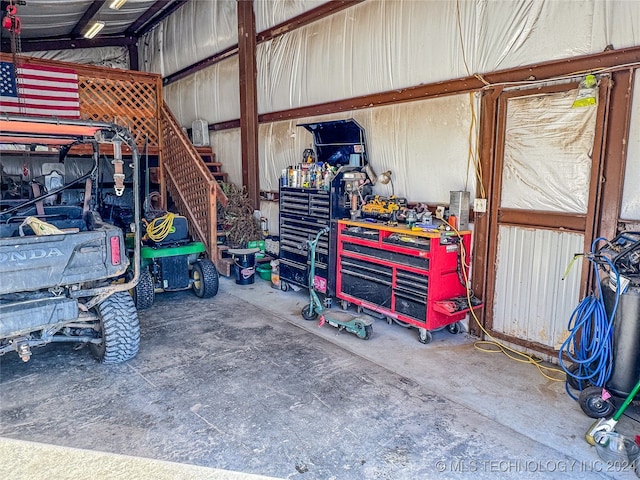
301, 226, 374, 339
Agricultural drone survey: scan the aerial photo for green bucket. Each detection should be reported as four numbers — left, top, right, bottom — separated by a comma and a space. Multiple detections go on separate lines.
256, 263, 271, 281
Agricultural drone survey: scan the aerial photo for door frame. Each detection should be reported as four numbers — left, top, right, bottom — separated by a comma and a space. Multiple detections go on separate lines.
472, 79, 612, 355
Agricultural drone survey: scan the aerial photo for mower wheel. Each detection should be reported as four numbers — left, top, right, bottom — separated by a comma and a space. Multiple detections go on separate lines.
301, 304, 318, 321
134, 268, 155, 310
578, 386, 616, 419
90, 292, 140, 364
192, 259, 219, 298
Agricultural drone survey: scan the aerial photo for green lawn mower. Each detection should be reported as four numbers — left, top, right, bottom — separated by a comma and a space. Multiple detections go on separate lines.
133, 210, 219, 309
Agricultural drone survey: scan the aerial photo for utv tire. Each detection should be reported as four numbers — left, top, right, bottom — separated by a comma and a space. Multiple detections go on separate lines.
192, 258, 219, 298
90, 292, 140, 364
134, 268, 155, 310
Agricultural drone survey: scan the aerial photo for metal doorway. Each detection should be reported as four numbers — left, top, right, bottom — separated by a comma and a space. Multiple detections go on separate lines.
484, 80, 610, 356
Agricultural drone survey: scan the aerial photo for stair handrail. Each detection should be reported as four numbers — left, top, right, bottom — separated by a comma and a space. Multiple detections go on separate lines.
160, 102, 227, 259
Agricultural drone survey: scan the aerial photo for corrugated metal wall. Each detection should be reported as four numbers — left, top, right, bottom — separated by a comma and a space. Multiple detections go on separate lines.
493, 226, 584, 349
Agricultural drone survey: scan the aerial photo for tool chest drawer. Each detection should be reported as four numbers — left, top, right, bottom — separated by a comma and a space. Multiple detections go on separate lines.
279, 185, 348, 296
335, 220, 474, 340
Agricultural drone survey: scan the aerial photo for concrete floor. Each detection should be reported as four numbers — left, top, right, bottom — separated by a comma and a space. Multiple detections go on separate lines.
1, 275, 639, 479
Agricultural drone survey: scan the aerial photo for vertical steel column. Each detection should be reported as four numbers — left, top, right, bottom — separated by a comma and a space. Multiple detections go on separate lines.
237, 0, 260, 209
597, 69, 634, 240
127, 41, 139, 71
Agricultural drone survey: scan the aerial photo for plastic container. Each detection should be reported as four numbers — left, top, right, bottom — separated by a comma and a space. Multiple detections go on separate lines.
594, 431, 640, 464
270, 260, 280, 289
256, 263, 271, 281
233, 252, 255, 285
247, 240, 266, 252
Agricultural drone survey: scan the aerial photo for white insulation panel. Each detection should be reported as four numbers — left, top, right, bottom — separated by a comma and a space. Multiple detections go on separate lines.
258, 94, 478, 204
150, 0, 640, 118
147, 0, 640, 226
493, 226, 584, 350
163, 56, 240, 125
142, 0, 238, 77
31, 47, 129, 69
254, 0, 329, 32
621, 69, 640, 220
501, 89, 596, 214
210, 128, 242, 188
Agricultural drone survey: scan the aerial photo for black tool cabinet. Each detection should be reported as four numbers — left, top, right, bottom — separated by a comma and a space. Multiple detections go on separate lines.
278, 119, 368, 302
278, 179, 349, 300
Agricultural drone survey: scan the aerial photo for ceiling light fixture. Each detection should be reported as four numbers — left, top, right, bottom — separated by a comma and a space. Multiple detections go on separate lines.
109, 0, 127, 10
83, 21, 105, 39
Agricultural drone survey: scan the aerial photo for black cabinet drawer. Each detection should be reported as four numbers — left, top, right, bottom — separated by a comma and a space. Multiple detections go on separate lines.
340, 256, 392, 284
396, 269, 428, 296
394, 289, 427, 321
343, 243, 429, 271
341, 272, 392, 307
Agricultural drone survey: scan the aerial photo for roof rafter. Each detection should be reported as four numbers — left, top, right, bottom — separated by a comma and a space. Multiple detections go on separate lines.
1, 35, 136, 53
70, 0, 106, 39
126, 0, 189, 37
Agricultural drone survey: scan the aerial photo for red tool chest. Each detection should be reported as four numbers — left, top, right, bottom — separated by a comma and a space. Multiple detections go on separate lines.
336, 220, 479, 343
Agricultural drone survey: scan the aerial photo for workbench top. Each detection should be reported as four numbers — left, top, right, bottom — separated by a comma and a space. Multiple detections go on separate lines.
337, 219, 471, 239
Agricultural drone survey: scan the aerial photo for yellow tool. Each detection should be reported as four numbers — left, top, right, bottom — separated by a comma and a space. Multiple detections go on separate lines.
361, 195, 401, 216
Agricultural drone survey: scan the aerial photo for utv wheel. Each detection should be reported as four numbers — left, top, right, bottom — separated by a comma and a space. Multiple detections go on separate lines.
192, 258, 219, 298
134, 268, 155, 310
90, 292, 140, 364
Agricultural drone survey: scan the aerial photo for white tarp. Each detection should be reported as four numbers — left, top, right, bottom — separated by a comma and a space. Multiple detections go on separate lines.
259, 94, 477, 204
149, 0, 640, 115
141, 0, 237, 78
143, 0, 640, 219
163, 56, 240, 125
31, 47, 129, 69
501, 89, 596, 214
254, 0, 328, 33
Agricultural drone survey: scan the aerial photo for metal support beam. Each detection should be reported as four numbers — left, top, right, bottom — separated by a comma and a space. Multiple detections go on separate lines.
70, 0, 106, 39
1, 35, 137, 53
237, 0, 259, 210
164, 0, 361, 86
597, 69, 635, 238
205, 45, 640, 134
127, 0, 189, 37
256, 0, 364, 43
163, 45, 237, 85
128, 41, 139, 70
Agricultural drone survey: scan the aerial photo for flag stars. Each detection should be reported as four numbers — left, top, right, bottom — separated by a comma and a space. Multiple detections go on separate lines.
0, 62, 18, 97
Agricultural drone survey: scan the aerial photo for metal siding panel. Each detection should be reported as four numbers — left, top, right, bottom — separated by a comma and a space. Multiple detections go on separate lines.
493, 226, 583, 350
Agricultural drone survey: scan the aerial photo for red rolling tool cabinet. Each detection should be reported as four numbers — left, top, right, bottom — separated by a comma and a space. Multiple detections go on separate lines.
335, 220, 481, 343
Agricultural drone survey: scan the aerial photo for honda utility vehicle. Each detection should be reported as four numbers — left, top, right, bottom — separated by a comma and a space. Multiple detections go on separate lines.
0, 115, 141, 364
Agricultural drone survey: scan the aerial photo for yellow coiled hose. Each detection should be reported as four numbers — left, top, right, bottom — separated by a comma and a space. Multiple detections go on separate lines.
145, 213, 175, 243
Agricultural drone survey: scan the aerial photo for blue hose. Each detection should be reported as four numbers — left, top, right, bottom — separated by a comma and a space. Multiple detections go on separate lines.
559, 237, 622, 400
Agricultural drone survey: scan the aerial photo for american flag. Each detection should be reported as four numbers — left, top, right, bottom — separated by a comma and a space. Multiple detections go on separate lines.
0, 62, 80, 118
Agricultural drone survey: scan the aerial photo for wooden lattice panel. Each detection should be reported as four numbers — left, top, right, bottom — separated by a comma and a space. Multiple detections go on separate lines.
0, 54, 162, 151
79, 76, 159, 148
161, 103, 220, 258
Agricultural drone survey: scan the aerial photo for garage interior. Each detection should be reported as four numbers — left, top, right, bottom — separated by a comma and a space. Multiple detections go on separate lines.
2, 1, 640, 479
